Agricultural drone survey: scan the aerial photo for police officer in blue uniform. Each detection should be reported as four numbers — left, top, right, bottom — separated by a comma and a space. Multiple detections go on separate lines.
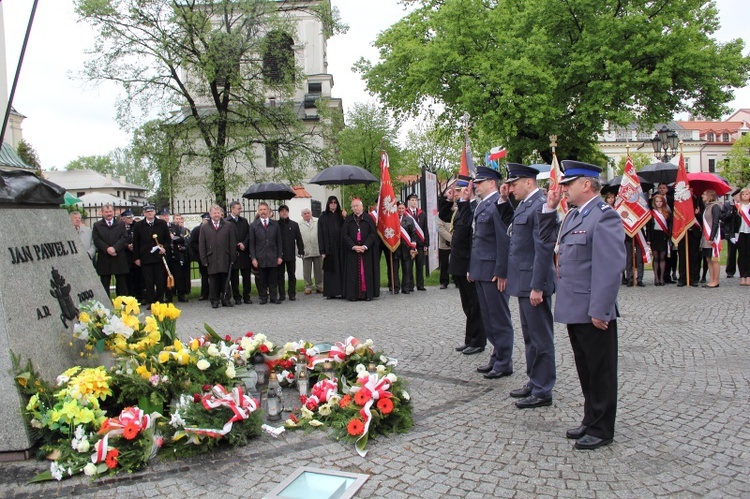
468, 167, 514, 379
503, 163, 557, 408
539, 161, 625, 450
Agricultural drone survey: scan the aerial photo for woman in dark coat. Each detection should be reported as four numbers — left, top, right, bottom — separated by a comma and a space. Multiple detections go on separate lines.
647, 194, 671, 286
318, 195, 345, 298
342, 199, 378, 301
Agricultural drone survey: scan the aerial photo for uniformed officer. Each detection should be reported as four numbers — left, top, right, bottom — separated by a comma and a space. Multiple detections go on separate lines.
468, 167, 514, 379
539, 161, 625, 450
503, 163, 557, 408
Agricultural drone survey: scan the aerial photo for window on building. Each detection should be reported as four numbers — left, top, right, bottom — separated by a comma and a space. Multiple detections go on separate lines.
265, 141, 279, 169
77, 192, 85, 198
263, 31, 295, 84
684, 157, 690, 170
723, 133, 730, 142
116, 190, 120, 198
708, 159, 716, 173
707, 132, 715, 142
308, 82, 322, 94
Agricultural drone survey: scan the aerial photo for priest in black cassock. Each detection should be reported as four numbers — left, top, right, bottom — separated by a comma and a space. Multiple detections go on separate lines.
342, 198, 378, 301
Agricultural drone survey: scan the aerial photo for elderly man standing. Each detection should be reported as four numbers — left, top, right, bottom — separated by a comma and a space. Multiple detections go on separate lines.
503, 164, 557, 409
70, 211, 95, 259
468, 167, 514, 380
249, 201, 283, 304
199, 205, 236, 309
299, 208, 323, 294
92, 203, 129, 296
342, 198, 378, 301
540, 161, 625, 450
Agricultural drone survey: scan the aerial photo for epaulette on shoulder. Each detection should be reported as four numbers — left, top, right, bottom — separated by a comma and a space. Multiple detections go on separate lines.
597, 200, 611, 211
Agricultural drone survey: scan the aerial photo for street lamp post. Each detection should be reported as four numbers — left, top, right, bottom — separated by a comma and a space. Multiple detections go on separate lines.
651, 125, 680, 162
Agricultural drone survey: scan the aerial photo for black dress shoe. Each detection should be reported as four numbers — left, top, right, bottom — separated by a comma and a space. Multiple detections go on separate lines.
289, 296, 296, 301
402, 290, 410, 294
178, 297, 188, 302
417, 287, 426, 291
566, 425, 587, 439
483, 370, 512, 379
574, 434, 613, 450
211, 302, 219, 309
676, 282, 686, 287
272, 299, 281, 304
515, 395, 552, 409
440, 284, 448, 289
455, 345, 468, 352
476, 365, 493, 374
233, 300, 242, 305
636, 281, 645, 287
244, 298, 253, 304
259, 299, 268, 305
509, 385, 532, 398
278, 296, 286, 302
690, 283, 699, 287
221, 300, 233, 307
199, 296, 208, 301
462, 346, 485, 355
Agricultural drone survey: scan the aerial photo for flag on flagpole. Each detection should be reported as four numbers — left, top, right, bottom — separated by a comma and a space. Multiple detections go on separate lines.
457, 133, 475, 186
549, 152, 568, 214
376, 151, 401, 252
671, 153, 696, 244
614, 155, 652, 263
488, 147, 507, 161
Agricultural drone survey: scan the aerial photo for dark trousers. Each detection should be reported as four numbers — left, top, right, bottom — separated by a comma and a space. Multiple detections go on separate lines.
165, 258, 187, 300
518, 296, 555, 398
475, 280, 513, 373
126, 264, 141, 300
567, 321, 618, 441
100, 274, 128, 297
384, 250, 394, 289
454, 274, 485, 348
230, 267, 252, 301
438, 249, 450, 286
392, 256, 412, 292
412, 248, 425, 290
738, 233, 750, 278
624, 238, 643, 282
725, 238, 738, 276
678, 229, 701, 284
208, 272, 228, 304
198, 263, 209, 299
277, 260, 297, 298
257, 266, 278, 301
141, 262, 166, 305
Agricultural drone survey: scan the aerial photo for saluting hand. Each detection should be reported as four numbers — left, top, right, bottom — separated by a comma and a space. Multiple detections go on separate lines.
546, 185, 563, 210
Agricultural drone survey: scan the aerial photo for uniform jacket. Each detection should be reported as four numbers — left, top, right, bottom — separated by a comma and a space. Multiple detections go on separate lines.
469, 192, 510, 281
406, 207, 429, 248
92, 218, 129, 275
225, 215, 251, 269
132, 218, 171, 265
168, 224, 189, 263
505, 190, 556, 297
539, 198, 625, 324
248, 218, 282, 268
278, 218, 305, 262
448, 199, 476, 276
299, 218, 320, 258
395, 215, 417, 260
199, 219, 236, 274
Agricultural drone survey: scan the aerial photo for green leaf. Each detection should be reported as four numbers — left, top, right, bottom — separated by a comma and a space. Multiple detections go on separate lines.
28, 469, 53, 483
203, 324, 223, 343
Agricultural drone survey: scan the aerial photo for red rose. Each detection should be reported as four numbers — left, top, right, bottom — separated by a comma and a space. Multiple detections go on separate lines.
224, 334, 232, 341
305, 398, 318, 410
245, 331, 254, 338
287, 372, 295, 380
193, 393, 202, 403
300, 395, 307, 404
202, 384, 211, 392
259, 344, 269, 354
299, 348, 306, 355
290, 414, 299, 423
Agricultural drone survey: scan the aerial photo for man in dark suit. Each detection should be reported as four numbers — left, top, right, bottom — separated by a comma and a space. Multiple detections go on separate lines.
249, 201, 283, 304
120, 209, 141, 301
132, 204, 171, 307
468, 167, 514, 380
161, 209, 189, 302
92, 203, 130, 296
199, 205, 237, 308
406, 194, 429, 291
225, 201, 253, 305
189, 213, 211, 301
449, 184, 485, 356
503, 164, 556, 408
540, 161, 625, 450
277, 205, 304, 301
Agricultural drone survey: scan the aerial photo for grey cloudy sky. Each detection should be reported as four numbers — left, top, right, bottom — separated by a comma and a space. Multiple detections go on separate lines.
2, 0, 748, 169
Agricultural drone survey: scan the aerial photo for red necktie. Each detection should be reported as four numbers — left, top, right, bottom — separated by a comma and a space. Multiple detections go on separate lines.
214, 222, 219, 230
263, 220, 268, 229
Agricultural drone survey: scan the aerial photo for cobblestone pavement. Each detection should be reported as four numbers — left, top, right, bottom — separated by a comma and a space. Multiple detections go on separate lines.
3, 272, 750, 498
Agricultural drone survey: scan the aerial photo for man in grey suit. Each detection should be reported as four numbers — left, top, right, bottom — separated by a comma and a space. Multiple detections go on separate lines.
503, 164, 557, 409
468, 167, 514, 380
249, 201, 283, 304
539, 161, 625, 450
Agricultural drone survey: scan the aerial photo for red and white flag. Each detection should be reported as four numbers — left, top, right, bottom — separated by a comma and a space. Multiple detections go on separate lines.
549, 152, 568, 215
671, 153, 696, 244
376, 152, 401, 252
615, 155, 652, 263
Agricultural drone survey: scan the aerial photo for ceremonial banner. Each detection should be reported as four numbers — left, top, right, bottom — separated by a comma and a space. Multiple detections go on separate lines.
376, 152, 401, 252
549, 152, 568, 214
671, 153, 696, 244
457, 133, 475, 185
614, 155, 652, 237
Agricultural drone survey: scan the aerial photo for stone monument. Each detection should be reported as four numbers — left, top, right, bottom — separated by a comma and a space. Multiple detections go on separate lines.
0, 169, 111, 455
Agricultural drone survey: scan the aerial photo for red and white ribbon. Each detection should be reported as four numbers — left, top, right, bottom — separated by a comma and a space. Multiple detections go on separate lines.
702, 212, 722, 258
184, 385, 259, 438
350, 373, 392, 457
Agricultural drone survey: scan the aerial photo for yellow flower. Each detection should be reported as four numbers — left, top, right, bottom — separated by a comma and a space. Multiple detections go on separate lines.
158, 351, 171, 364
143, 316, 159, 334
189, 339, 199, 351
121, 313, 140, 330
176, 351, 190, 365
26, 394, 39, 411
59, 399, 82, 423
121, 296, 140, 316
112, 296, 123, 310
173, 339, 184, 351
67, 367, 112, 401
78, 312, 91, 324
62, 366, 82, 378
135, 365, 151, 380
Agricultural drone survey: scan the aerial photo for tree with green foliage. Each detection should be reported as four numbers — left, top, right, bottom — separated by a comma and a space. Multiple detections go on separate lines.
356, 0, 750, 165
723, 134, 750, 188
16, 139, 41, 171
335, 103, 407, 207
615, 152, 653, 177
75, 0, 345, 204
66, 149, 153, 192
402, 118, 461, 184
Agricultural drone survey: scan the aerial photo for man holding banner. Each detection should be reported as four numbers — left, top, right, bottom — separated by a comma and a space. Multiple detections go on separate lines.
614, 155, 652, 287
672, 153, 700, 287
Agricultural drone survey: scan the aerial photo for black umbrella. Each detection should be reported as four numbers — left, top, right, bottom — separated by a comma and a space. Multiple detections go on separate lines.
602, 174, 654, 196
242, 182, 296, 200
637, 162, 677, 185
309, 164, 379, 185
